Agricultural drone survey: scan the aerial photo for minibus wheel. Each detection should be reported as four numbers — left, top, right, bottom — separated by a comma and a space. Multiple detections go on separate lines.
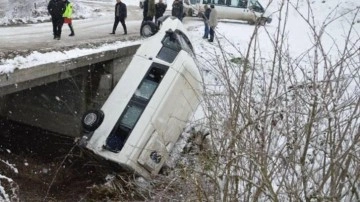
140, 21, 158, 37
81, 109, 104, 132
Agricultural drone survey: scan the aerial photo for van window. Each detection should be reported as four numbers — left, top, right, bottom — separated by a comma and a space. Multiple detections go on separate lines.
203, 0, 248, 8
157, 31, 181, 63
175, 30, 194, 55
121, 104, 143, 128
157, 30, 194, 62
104, 64, 169, 152
249, 0, 264, 12
135, 79, 158, 100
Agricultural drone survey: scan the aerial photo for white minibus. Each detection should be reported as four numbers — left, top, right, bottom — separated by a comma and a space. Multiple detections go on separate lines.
80, 16, 202, 178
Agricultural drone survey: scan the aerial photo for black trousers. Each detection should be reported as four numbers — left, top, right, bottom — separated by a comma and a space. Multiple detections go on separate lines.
51, 17, 64, 38
112, 16, 127, 34
67, 23, 74, 34
209, 27, 215, 41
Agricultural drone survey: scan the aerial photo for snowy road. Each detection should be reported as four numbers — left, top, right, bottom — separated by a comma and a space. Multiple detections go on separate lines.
0, 5, 144, 52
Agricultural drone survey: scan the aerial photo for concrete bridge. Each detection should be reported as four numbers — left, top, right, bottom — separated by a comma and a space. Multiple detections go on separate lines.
0, 44, 140, 137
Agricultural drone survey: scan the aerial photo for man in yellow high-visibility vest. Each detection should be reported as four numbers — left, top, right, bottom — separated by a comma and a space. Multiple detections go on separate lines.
62, 0, 75, 36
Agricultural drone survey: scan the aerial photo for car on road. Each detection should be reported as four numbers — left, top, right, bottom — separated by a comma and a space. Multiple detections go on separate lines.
80, 16, 202, 178
186, 0, 272, 25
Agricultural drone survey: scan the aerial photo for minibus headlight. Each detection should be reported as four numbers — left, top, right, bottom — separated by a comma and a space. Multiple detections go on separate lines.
81, 109, 104, 132
150, 151, 162, 164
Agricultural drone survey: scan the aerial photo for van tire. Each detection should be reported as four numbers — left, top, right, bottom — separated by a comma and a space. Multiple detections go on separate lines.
256, 17, 267, 26
81, 110, 104, 132
140, 21, 158, 37
248, 20, 255, 25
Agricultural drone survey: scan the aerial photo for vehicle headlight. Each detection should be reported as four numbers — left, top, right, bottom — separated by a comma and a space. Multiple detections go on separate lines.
150, 151, 162, 164
81, 109, 104, 132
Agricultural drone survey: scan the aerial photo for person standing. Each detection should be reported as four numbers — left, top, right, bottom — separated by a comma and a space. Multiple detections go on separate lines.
48, 0, 66, 40
147, 0, 156, 22
202, 4, 211, 39
62, 0, 75, 36
208, 4, 218, 42
178, 0, 184, 21
110, 0, 127, 35
171, 0, 183, 21
155, 0, 167, 24
143, 0, 149, 21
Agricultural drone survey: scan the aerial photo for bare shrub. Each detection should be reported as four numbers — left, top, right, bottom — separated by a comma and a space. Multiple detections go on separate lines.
142, 0, 360, 201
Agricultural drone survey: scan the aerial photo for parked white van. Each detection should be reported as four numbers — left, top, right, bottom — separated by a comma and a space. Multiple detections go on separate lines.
80, 16, 202, 178
185, 0, 272, 25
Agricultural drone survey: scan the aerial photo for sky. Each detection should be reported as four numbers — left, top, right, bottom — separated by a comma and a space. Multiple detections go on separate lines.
1, 0, 360, 201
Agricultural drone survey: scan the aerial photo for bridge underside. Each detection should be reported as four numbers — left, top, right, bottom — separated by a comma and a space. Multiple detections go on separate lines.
0, 45, 139, 137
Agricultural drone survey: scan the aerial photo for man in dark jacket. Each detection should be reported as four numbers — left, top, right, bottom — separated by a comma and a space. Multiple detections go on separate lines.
48, 0, 66, 40
155, 0, 167, 23
171, 0, 183, 21
110, 0, 127, 35
143, 0, 149, 21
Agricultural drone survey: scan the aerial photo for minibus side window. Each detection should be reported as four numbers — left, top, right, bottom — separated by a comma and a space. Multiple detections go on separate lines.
135, 80, 158, 100
121, 104, 143, 129
104, 64, 169, 152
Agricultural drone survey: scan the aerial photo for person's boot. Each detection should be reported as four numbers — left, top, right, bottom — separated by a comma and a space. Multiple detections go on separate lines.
124, 28, 127, 35
69, 25, 75, 36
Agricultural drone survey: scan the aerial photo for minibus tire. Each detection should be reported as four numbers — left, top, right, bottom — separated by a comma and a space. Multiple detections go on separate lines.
140, 21, 158, 37
81, 110, 104, 132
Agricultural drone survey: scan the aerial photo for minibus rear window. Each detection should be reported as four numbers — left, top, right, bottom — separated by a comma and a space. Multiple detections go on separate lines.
157, 30, 194, 62
157, 46, 178, 63
157, 31, 181, 63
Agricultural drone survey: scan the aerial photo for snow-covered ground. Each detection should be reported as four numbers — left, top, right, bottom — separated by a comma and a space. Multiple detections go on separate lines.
1, 0, 360, 201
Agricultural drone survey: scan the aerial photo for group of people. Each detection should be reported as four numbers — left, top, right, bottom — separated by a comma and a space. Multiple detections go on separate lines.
48, 0, 75, 40
143, 0, 167, 24
48, 0, 218, 43
202, 4, 218, 42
